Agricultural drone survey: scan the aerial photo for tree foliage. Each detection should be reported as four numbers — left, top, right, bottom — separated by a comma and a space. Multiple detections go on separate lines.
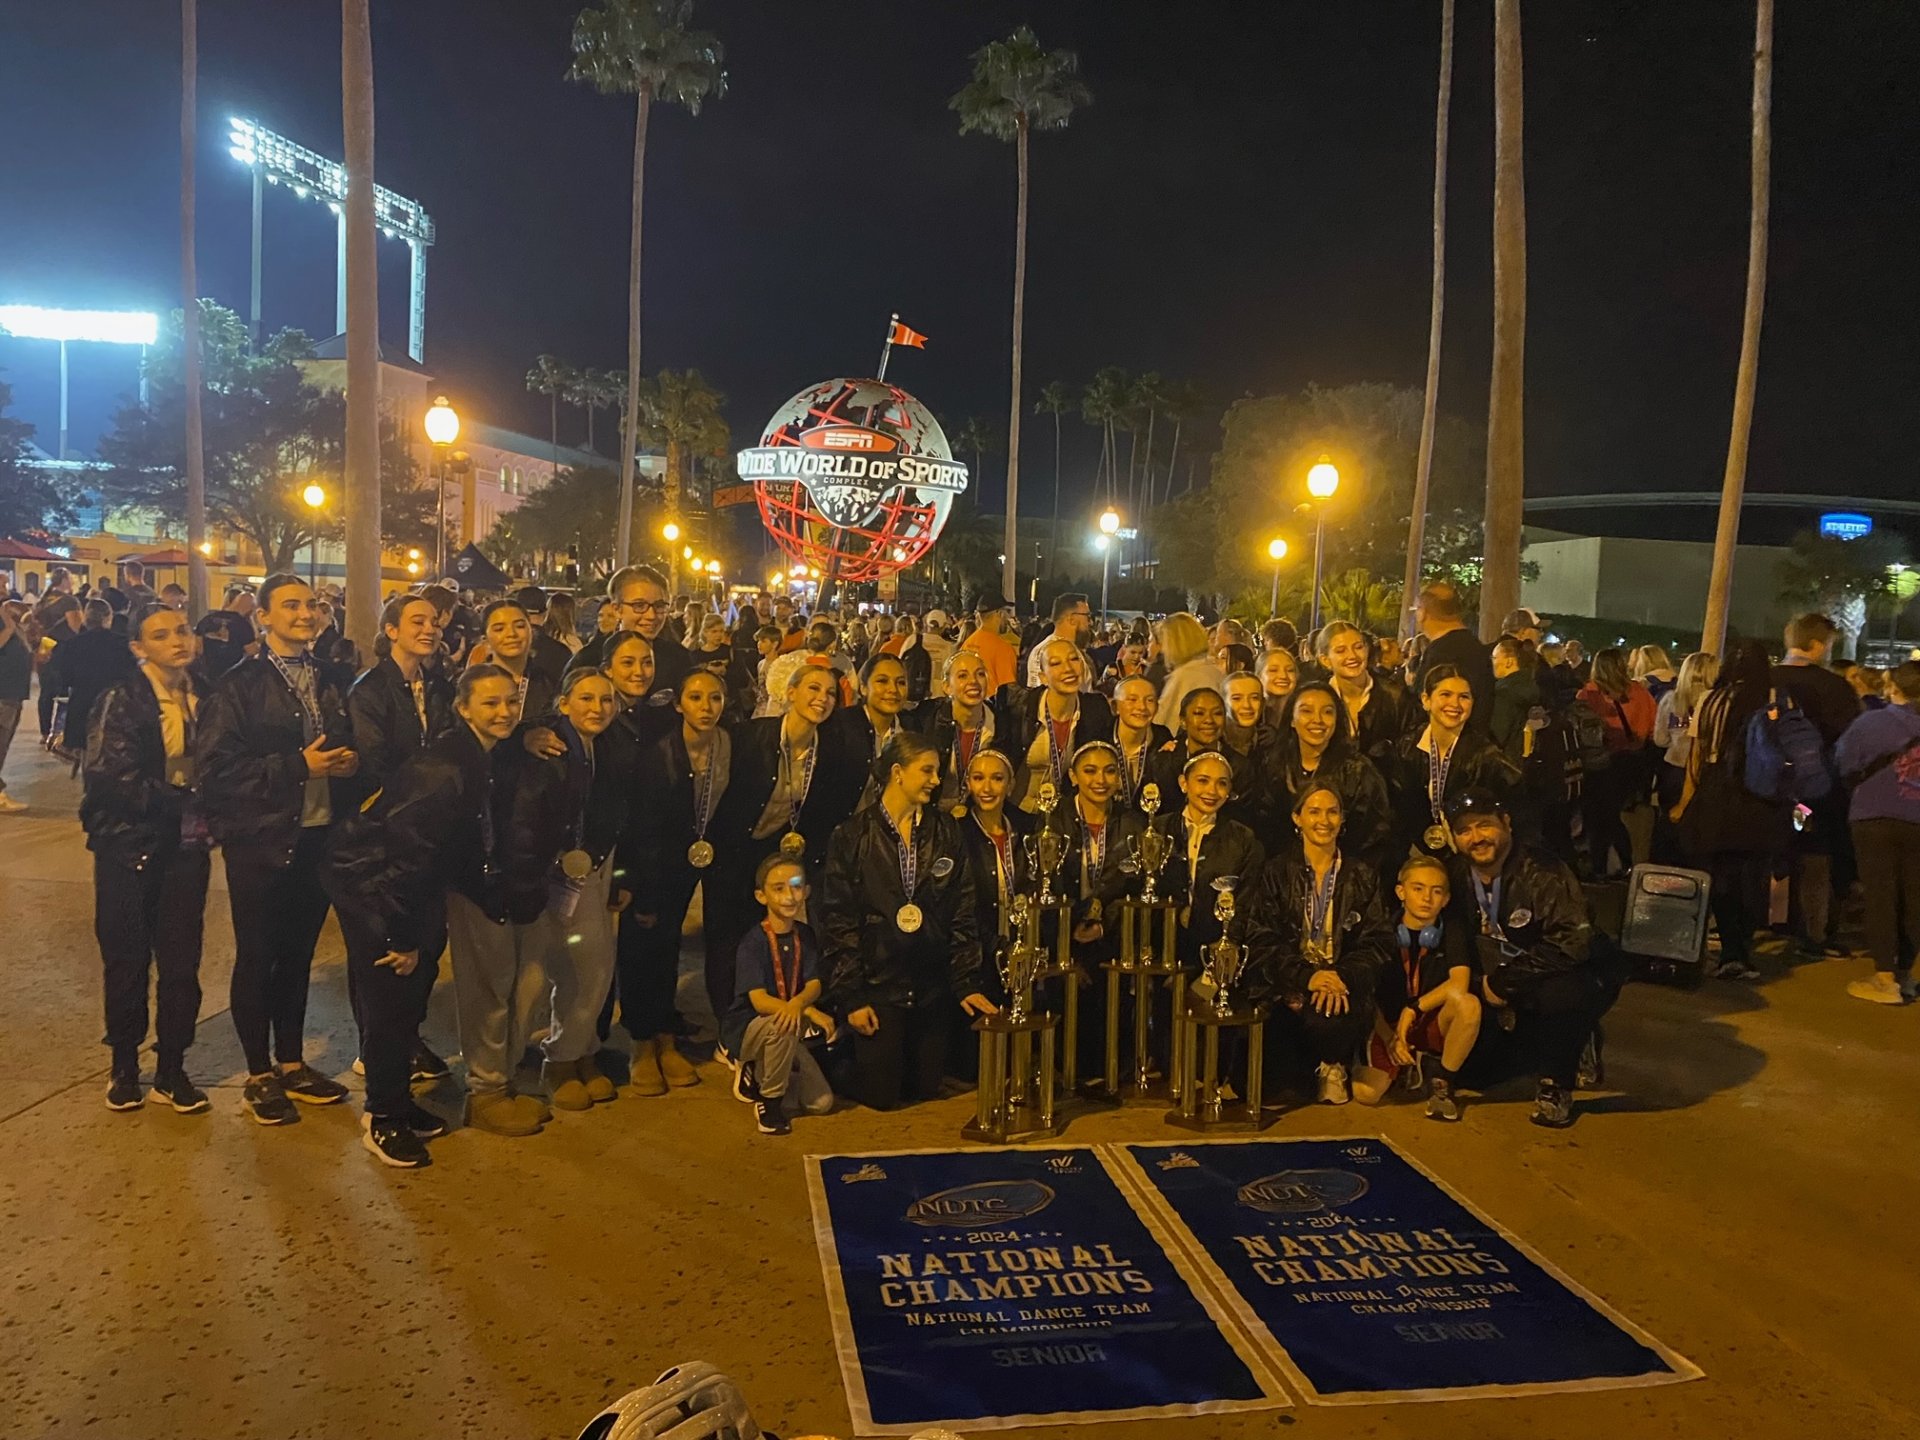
495, 464, 664, 582
1146, 383, 1485, 621
96, 301, 433, 575
0, 379, 80, 539
951, 25, 1090, 142
568, 0, 726, 111
1778, 528, 1910, 658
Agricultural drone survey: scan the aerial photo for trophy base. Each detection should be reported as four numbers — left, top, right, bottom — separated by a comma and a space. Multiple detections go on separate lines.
961, 1114, 1065, 1145
1165, 998, 1273, 1134
963, 1010, 1064, 1146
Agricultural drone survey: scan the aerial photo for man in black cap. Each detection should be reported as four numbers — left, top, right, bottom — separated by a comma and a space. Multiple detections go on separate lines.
512, 584, 572, 689
1443, 786, 1620, 1128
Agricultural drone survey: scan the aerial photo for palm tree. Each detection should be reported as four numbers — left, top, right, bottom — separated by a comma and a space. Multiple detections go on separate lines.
1401, 0, 1456, 639
581, 367, 622, 453
526, 354, 572, 475
1702, 0, 1774, 656
1126, 371, 1164, 517
179, 0, 208, 615
341, 0, 381, 656
635, 368, 729, 520
952, 416, 999, 484
569, 0, 725, 569
1156, 378, 1205, 507
1034, 381, 1072, 575
952, 26, 1090, 611
1479, 0, 1526, 642
1082, 366, 1129, 500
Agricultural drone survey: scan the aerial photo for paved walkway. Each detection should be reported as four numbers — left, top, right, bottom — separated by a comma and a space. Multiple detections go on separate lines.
0, 733, 1916, 1440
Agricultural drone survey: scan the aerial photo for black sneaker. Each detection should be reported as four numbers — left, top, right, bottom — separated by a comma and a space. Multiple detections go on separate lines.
278, 1063, 349, 1106
150, 1071, 211, 1114
397, 1101, 450, 1139
1494, 1005, 1518, 1033
754, 1098, 791, 1136
409, 1041, 451, 1085
105, 1071, 145, 1112
733, 1059, 763, 1105
243, 1074, 299, 1126
1530, 1081, 1575, 1129
1576, 1026, 1605, 1090
362, 1115, 432, 1169
1424, 1075, 1461, 1122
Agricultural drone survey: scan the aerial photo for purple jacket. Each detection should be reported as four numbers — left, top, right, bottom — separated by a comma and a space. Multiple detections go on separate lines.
1835, 703, 1920, 826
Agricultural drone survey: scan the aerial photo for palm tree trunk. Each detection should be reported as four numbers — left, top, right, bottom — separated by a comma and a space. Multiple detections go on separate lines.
179, 0, 208, 617
1702, 0, 1773, 656
586, 399, 595, 454
1048, 409, 1062, 578
1140, 407, 1156, 512
1402, 0, 1455, 640
616, 87, 652, 569
341, 0, 380, 657
1163, 417, 1183, 507
1480, 0, 1526, 642
1001, 117, 1029, 610
550, 391, 559, 475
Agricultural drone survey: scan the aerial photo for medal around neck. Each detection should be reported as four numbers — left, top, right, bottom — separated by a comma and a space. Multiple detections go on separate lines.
687, 839, 715, 869
560, 848, 593, 881
779, 830, 807, 859
896, 903, 924, 934
1424, 823, 1450, 852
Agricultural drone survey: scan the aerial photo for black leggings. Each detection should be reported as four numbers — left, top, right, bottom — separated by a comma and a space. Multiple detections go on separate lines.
1510, 966, 1618, 1088
334, 905, 440, 1118
1853, 817, 1920, 975
842, 1000, 951, 1110
1583, 764, 1635, 876
1706, 852, 1770, 967
97, 845, 209, 1072
225, 829, 332, 1075
603, 863, 697, 1042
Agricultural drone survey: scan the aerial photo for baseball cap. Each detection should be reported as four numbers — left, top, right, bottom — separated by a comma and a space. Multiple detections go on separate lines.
924, 608, 950, 627
1500, 607, 1545, 633
977, 594, 1013, 613
1444, 787, 1510, 826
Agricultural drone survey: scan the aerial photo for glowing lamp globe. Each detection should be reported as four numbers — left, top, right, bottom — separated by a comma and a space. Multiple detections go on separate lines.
1307, 455, 1340, 499
424, 396, 460, 446
739, 378, 970, 584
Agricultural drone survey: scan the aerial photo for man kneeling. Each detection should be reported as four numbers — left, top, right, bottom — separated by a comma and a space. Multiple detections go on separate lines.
1445, 788, 1619, 1128
1353, 854, 1481, 1120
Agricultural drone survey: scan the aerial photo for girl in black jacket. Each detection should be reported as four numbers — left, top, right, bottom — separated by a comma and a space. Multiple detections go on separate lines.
822, 731, 995, 1110
325, 663, 523, 1163
1387, 665, 1526, 862
1242, 782, 1396, 1106
1318, 620, 1419, 763
1167, 750, 1266, 973
1258, 682, 1394, 870
83, 603, 213, 1115
346, 594, 455, 812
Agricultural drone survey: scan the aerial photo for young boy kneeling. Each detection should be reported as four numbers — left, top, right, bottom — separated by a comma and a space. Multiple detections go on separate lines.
723, 854, 836, 1135
1353, 854, 1481, 1120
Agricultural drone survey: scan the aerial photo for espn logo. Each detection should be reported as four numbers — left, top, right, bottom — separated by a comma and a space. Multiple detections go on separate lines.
805, 426, 897, 453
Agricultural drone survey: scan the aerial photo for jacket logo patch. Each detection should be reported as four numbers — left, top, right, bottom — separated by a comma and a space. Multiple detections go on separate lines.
931, 856, 955, 878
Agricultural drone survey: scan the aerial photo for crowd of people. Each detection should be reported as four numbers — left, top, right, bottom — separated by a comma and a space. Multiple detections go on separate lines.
3, 557, 1915, 1173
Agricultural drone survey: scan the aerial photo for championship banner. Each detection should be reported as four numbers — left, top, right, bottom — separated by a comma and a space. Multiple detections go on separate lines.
1113, 1137, 1703, 1405
806, 1146, 1288, 1434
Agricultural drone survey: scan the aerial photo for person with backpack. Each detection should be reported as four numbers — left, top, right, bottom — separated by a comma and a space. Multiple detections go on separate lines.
1832, 660, 1920, 1005
1651, 651, 1719, 864
1673, 639, 1792, 981
1771, 614, 1861, 957
1576, 648, 1658, 880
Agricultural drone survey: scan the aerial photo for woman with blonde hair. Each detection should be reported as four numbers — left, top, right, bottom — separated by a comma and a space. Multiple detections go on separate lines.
1651, 651, 1718, 862
544, 592, 584, 654
1629, 643, 1677, 703
1155, 612, 1226, 729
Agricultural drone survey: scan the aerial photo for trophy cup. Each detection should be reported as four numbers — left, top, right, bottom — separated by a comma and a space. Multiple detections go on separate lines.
1128, 783, 1173, 903
964, 895, 1063, 1145
1100, 782, 1186, 1105
1026, 782, 1068, 907
1167, 873, 1272, 1133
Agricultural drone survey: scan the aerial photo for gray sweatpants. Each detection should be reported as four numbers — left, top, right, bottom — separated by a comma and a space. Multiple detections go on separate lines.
446, 890, 550, 1096
542, 857, 616, 1064
740, 1014, 834, 1115
0, 699, 21, 794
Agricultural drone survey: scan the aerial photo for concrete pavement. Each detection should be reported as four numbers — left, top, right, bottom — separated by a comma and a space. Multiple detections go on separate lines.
1, 733, 1917, 1440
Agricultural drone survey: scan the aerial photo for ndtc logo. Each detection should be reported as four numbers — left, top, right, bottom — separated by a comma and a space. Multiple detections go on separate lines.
905, 1180, 1057, 1227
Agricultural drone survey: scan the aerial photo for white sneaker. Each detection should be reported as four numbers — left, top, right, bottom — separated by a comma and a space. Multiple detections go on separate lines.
1846, 973, 1906, 1006
1317, 1062, 1350, 1105
0, 794, 27, 814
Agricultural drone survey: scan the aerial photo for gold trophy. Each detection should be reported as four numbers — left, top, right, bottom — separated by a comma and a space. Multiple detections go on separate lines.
1129, 782, 1173, 903
1167, 873, 1271, 1132
964, 895, 1062, 1144
1204, 878, 1250, 1016
1026, 782, 1068, 907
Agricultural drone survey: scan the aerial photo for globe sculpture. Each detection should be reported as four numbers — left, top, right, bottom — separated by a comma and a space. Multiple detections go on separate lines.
737, 378, 970, 585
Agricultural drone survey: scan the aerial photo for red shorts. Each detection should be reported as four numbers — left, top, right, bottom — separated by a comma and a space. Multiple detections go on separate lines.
1368, 1010, 1447, 1077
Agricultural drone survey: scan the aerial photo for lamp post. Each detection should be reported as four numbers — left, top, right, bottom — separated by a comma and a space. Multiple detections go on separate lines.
662, 521, 681, 595
1305, 454, 1340, 632
302, 482, 327, 588
1267, 536, 1290, 618
1098, 507, 1121, 621
424, 395, 460, 578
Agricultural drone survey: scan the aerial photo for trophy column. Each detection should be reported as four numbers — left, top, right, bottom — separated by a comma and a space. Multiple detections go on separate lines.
1093, 785, 1185, 1105
962, 901, 1064, 1144
1167, 878, 1272, 1132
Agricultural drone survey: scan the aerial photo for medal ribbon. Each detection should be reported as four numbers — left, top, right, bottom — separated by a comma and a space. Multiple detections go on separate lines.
691, 742, 716, 843
784, 735, 817, 834
1471, 873, 1505, 939
411, 676, 429, 743
264, 648, 323, 740
879, 804, 919, 901
1118, 734, 1145, 805
763, 921, 801, 1001
977, 816, 1014, 934
1082, 814, 1107, 881
1045, 702, 1077, 789
1304, 854, 1342, 955
1427, 732, 1455, 825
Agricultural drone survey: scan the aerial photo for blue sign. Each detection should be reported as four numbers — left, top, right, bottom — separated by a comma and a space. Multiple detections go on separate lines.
1119, 1138, 1701, 1403
808, 1146, 1283, 1431
1820, 512, 1875, 541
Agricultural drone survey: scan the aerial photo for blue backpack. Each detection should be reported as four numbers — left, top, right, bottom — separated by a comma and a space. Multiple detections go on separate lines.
1742, 688, 1833, 804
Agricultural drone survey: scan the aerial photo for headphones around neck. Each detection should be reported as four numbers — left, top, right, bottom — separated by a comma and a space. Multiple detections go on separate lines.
1397, 921, 1443, 950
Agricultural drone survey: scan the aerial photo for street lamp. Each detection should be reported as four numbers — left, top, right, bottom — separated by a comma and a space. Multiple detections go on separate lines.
1304, 454, 1340, 631
424, 395, 460, 578
662, 521, 682, 592
1267, 536, 1290, 618
1098, 508, 1122, 620
302, 483, 327, 588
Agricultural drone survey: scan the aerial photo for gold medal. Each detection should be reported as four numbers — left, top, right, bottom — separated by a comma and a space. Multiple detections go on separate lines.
560, 848, 593, 881
950, 802, 969, 820
1423, 824, 1449, 852
687, 840, 714, 869
779, 831, 807, 859
896, 903, 924, 934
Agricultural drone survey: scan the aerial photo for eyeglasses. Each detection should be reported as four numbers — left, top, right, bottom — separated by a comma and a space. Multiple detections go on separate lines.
618, 598, 671, 615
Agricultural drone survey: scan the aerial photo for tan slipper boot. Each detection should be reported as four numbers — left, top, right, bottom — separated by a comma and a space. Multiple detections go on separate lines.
466, 1091, 543, 1136
656, 1035, 700, 1088
545, 1059, 592, 1112
580, 1053, 616, 1103
629, 1037, 668, 1096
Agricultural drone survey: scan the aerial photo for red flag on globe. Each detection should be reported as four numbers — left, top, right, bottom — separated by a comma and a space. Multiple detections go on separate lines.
888, 319, 928, 349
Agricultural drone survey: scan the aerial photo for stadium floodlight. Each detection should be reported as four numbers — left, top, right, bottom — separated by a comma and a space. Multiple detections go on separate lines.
226, 115, 436, 361
0, 304, 160, 459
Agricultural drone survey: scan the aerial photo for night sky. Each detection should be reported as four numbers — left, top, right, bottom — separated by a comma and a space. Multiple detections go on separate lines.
4, 0, 1917, 541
